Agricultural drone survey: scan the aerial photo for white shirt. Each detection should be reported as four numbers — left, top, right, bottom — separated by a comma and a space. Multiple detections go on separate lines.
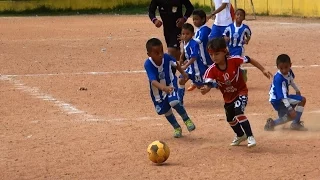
213, 0, 233, 26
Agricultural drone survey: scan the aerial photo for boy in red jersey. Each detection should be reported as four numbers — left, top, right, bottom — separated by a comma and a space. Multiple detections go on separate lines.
201, 38, 272, 147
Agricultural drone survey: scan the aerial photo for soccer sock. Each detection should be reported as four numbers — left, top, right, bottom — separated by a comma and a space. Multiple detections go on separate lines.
293, 106, 304, 124
229, 119, 245, 137
236, 115, 253, 137
172, 103, 189, 121
273, 118, 285, 126
165, 110, 180, 129
178, 85, 185, 104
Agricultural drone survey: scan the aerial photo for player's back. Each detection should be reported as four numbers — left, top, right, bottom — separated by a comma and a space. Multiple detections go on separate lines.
195, 25, 213, 66
269, 70, 295, 103
144, 53, 178, 102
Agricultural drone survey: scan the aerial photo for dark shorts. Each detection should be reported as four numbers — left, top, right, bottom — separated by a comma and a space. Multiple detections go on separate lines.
164, 26, 181, 49
224, 95, 248, 122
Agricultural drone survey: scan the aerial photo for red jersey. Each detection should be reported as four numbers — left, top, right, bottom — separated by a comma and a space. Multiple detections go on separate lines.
203, 56, 250, 103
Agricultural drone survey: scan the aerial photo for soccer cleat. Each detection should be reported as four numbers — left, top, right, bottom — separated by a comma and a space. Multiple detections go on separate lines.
184, 119, 196, 132
230, 134, 247, 146
247, 136, 256, 148
290, 121, 308, 131
264, 118, 275, 131
187, 83, 197, 91
173, 127, 182, 138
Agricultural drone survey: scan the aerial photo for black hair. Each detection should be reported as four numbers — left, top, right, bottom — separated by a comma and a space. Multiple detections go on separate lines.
276, 54, 291, 66
146, 38, 162, 52
207, 37, 227, 51
193, 9, 207, 25
182, 23, 194, 33
236, 8, 246, 18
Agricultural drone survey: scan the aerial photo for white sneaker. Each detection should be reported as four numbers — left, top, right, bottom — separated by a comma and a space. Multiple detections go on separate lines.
230, 134, 247, 146
247, 136, 256, 148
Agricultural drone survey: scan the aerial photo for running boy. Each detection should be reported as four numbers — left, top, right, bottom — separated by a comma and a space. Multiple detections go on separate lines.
188, 9, 214, 91
178, 23, 207, 104
264, 54, 307, 131
201, 38, 272, 147
223, 8, 251, 82
144, 38, 196, 138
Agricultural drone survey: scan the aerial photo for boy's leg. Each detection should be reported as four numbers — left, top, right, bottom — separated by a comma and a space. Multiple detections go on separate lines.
224, 102, 246, 146
168, 92, 195, 132
178, 75, 189, 105
164, 109, 182, 138
233, 95, 256, 147
289, 95, 307, 131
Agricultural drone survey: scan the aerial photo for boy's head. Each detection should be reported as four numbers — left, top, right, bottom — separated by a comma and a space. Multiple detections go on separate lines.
146, 38, 164, 63
181, 23, 194, 42
276, 54, 292, 75
192, 9, 206, 27
235, 9, 246, 24
207, 38, 228, 64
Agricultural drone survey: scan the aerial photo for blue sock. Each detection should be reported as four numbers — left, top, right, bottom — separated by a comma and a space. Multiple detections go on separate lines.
273, 118, 285, 126
293, 106, 304, 124
178, 86, 185, 104
173, 103, 189, 121
165, 113, 180, 129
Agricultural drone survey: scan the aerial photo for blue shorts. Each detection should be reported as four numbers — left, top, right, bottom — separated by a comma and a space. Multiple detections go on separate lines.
271, 95, 303, 118
153, 90, 179, 115
179, 73, 204, 86
229, 47, 244, 56
209, 25, 227, 40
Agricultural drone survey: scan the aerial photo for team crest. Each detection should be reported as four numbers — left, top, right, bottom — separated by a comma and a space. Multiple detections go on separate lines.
158, 72, 165, 79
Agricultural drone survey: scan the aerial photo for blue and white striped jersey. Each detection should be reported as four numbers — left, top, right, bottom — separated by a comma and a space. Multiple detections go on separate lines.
269, 69, 296, 104
183, 39, 207, 78
194, 25, 213, 66
223, 22, 251, 56
144, 53, 178, 103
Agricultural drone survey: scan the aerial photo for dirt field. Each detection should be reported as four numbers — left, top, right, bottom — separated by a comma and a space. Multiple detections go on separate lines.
1, 15, 320, 180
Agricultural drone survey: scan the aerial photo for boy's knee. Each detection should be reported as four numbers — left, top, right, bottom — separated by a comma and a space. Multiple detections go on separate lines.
169, 100, 180, 107
179, 78, 186, 85
164, 109, 173, 117
302, 96, 306, 103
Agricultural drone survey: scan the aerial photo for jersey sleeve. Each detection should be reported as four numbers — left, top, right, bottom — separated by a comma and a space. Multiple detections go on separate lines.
244, 25, 252, 37
148, 0, 158, 23
144, 60, 157, 82
231, 56, 251, 67
273, 76, 288, 100
223, 25, 231, 37
203, 66, 217, 84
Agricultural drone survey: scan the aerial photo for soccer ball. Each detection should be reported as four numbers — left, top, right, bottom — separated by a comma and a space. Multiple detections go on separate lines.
147, 140, 170, 164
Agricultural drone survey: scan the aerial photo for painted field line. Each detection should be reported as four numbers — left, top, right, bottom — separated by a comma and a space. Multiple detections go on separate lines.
98, 110, 320, 122
2, 65, 319, 78
0, 75, 102, 122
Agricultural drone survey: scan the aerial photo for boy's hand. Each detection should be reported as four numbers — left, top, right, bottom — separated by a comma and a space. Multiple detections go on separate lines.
244, 39, 249, 44
288, 109, 297, 119
296, 91, 301, 96
262, 70, 273, 79
200, 85, 211, 95
181, 64, 188, 70
181, 72, 189, 81
154, 20, 163, 28
162, 86, 174, 94
224, 36, 230, 42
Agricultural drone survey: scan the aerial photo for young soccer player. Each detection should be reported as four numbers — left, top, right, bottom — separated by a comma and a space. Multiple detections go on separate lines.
201, 38, 273, 147
144, 38, 196, 138
187, 9, 214, 91
178, 23, 207, 104
264, 54, 307, 131
223, 8, 251, 82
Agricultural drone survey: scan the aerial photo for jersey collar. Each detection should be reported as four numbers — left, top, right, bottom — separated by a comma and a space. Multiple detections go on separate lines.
148, 57, 164, 68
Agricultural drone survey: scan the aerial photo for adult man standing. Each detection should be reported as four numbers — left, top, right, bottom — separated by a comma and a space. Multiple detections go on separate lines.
148, 0, 194, 72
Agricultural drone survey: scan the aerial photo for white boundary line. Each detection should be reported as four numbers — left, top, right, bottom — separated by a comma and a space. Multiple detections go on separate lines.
1, 65, 319, 77
0, 75, 102, 122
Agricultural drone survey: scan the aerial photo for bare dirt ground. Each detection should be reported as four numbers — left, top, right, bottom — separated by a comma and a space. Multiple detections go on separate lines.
1, 15, 320, 180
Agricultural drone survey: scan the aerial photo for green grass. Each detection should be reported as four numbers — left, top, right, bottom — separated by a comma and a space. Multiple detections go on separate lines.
0, 3, 212, 16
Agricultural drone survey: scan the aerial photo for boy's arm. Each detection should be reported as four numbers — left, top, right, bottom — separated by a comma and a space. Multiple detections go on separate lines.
175, 61, 189, 80
244, 27, 252, 44
208, 1, 229, 19
151, 80, 173, 94
291, 80, 301, 94
248, 57, 273, 79
182, 57, 196, 69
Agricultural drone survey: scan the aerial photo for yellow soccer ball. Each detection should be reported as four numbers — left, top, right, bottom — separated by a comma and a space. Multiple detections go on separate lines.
147, 140, 170, 164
